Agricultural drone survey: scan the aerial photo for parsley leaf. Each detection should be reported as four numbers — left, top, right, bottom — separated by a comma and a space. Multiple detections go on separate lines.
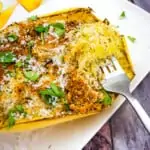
103, 95, 112, 105
15, 61, 23, 68
24, 71, 39, 82
50, 83, 65, 98
127, 36, 136, 43
15, 105, 24, 113
35, 25, 49, 44
51, 23, 65, 36
40, 83, 65, 105
27, 41, 34, 57
8, 113, 15, 128
35, 25, 45, 33
0, 51, 16, 63
7, 105, 26, 128
42, 95, 57, 105
55, 28, 65, 37
51, 23, 64, 29
28, 15, 38, 21
40, 88, 57, 97
102, 91, 112, 106
120, 11, 126, 19
8, 34, 18, 42
35, 25, 49, 33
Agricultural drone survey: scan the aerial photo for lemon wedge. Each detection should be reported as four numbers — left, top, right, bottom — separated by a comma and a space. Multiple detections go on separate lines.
0, 3, 17, 29
17, 0, 43, 12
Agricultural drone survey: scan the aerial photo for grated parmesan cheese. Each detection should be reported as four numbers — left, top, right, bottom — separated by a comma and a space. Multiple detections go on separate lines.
38, 108, 52, 117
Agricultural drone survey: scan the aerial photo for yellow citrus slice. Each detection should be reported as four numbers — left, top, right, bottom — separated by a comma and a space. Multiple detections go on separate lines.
0, 1, 3, 12
17, 0, 43, 12
0, 3, 17, 29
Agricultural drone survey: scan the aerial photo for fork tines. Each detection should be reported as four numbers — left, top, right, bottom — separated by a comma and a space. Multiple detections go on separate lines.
100, 56, 124, 78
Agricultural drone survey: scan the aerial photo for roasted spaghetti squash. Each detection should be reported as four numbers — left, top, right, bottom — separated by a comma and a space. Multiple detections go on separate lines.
0, 8, 134, 131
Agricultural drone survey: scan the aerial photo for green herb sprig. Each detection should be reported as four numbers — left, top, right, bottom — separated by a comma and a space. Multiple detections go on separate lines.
51, 23, 65, 37
40, 83, 65, 105
28, 15, 38, 21
119, 11, 126, 19
8, 105, 26, 128
27, 40, 34, 58
35, 23, 65, 44
127, 36, 136, 43
101, 90, 112, 106
24, 71, 39, 82
7, 34, 18, 42
35, 25, 50, 44
0, 51, 16, 64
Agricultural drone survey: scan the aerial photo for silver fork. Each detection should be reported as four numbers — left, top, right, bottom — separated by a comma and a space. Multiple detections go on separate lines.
100, 57, 150, 133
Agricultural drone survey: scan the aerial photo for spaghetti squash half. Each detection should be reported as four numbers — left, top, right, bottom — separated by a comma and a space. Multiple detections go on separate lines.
0, 8, 134, 131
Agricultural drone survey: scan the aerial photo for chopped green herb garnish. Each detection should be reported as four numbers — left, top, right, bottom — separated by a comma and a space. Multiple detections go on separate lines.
42, 95, 57, 105
127, 36, 136, 43
23, 56, 30, 68
15, 105, 24, 113
27, 41, 34, 57
8, 113, 15, 128
35, 25, 49, 44
40, 84, 64, 98
7, 34, 18, 42
43, 25, 50, 33
64, 103, 70, 111
40, 83, 65, 105
24, 71, 39, 82
51, 23, 65, 36
50, 83, 65, 98
55, 28, 65, 36
26, 54, 31, 62
26, 54, 31, 61
7, 105, 26, 128
120, 11, 126, 19
23, 111, 27, 117
102, 95, 112, 105
35, 25, 49, 33
0, 51, 16, 63
40, 88, 58, 105
35, 25, 46, 33
102, 91, 112, 106
51, 23, 64, 30
28, 15, 38, 21
15, 61, 23, 68
40, 88, 57, 97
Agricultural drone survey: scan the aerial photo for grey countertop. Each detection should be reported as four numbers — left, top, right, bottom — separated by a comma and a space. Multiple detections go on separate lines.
84, 0, 150, 149
133, 0, 150, 12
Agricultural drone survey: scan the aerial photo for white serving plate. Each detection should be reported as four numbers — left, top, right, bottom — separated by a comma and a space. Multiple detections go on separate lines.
0, 0, 150, 149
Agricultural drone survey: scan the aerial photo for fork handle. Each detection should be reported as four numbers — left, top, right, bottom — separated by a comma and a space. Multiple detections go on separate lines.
126, 94, 150, 133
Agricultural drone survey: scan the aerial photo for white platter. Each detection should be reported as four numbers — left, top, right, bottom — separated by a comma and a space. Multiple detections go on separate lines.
0, 0, 150, 149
